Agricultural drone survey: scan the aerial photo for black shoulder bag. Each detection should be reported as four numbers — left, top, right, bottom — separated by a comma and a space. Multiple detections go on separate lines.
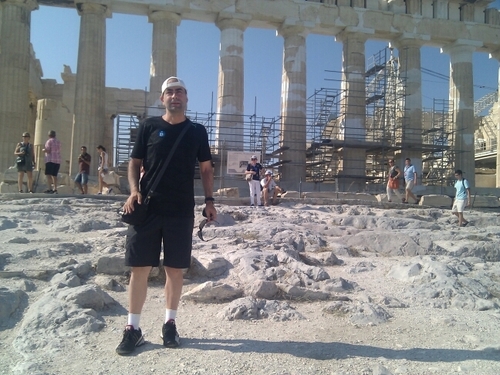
121, 123, 191, 226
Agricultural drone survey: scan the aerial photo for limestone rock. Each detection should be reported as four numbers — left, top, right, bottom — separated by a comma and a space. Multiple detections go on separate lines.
96, 255, 128, 275
182, 281, 243, 303
419, 194, 452, 208
0, 287, 28, 323
247, 280, 279, 299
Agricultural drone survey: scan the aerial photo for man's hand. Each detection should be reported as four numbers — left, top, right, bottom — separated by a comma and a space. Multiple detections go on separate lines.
204, 201, 217, 222
123, 191, 142, 214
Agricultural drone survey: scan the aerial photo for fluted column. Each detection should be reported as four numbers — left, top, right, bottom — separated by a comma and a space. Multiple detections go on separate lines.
72, 2, 109, 176
278, 24, 308, 185
443, 42, 476, 186
0, 0, 38, 172
490, 50, 500, 188
337, 31, 367, 191
215, 14, 250, 152
395, 37, 423, 174
148, 10, 180, 108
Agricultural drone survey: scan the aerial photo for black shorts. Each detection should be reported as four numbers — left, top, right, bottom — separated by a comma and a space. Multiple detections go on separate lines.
125, 214, 194, 268
45, 162, 60, 176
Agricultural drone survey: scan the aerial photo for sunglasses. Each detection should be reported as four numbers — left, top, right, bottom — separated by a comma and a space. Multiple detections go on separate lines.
197, 218, 219, 242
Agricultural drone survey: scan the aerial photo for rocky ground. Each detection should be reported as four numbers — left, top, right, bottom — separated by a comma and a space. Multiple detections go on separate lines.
1, 195, 500, 375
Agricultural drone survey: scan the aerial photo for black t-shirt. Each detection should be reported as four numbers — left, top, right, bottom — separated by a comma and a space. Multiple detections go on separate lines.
246, 163, 263, 181
131, 117, 212, 217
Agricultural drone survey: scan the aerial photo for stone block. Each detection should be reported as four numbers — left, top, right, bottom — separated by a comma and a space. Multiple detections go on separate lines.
303, 192, 378, 202
55, 185, 73, 195
472, 196, 500, 208
419, 194, 452, 208
281, 190, 300, 198
216, 187, 239, 198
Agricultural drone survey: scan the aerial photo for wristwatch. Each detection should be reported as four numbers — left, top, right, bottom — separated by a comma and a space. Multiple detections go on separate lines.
204, 197, 215, 203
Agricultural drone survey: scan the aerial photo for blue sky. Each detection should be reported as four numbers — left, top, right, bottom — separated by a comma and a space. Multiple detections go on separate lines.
31, 2, 500, 119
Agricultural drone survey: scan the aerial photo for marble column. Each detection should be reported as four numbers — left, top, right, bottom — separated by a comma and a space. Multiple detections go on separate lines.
490, 51, 500, 188
337, 31, 367, 191
278, 24, 308, 185
395, 38, 423, 175
215, 14, 250, 152
0, 0, 38, 173
148, 10, 180, 110
443, 43, 476, 186
72, 2, 109, 177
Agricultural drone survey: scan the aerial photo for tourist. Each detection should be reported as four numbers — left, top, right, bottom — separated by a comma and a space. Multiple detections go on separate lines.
260, 170, 286, 206
245, 155, 263, 207
116, 76, 216, 355
403, 158, 418, 204
42, 130, 61, 194
14, 132, 35, 193
386, 159, 402, 202
452, 169, 471, 227
74, 146, 91, 194
96, 145, 110, 194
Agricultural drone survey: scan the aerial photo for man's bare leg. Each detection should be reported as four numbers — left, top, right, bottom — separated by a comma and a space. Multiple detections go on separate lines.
164, 267, 184, 310
128, 266, 152, 314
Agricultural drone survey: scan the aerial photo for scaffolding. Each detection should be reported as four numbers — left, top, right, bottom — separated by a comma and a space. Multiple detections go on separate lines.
364, 47, 406, 183
111, 45, 492, 190
421, 99, 455, 186
115, 114, 140, 172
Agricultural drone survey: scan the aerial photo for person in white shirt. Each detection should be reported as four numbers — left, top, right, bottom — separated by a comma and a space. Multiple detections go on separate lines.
97, 145, 111, 194
260, 170, 286, 206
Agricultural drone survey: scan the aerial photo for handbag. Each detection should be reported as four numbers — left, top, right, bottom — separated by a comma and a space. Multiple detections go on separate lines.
245, 173, 252, 181
388, 178, 399, 190
121, 123, 191, 226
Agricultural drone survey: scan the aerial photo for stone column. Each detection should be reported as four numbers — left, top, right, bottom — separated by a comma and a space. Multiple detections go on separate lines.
490, 50, 500, 188
394, 37, 423, 175
337, 31, 367, 191
278, 24, 308, 186
442, 42, 477, 186
215, 14, 250, 152
72, 2, 109, 177
0, 0, 38, 173
148, 10, 180, 110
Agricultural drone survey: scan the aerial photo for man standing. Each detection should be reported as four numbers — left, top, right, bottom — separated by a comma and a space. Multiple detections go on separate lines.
452, 169, 471, 227
116, 77, 217, 355
74, 146, 91, 194
403, 157, 418, 204
42, 130, 61, 194
386, 159, 402, 203
260, 170, 286, 206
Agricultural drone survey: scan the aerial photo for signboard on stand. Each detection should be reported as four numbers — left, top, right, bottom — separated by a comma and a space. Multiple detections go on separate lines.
226, 151, 258, 175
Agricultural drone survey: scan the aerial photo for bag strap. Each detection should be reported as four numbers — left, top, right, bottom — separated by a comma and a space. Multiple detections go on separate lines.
143, 121, 192, 205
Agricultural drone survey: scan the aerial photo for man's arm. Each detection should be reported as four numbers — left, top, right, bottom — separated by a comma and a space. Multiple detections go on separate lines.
122, 158, 143, 214
128, 158, 142, 194
200, 160, 217, 221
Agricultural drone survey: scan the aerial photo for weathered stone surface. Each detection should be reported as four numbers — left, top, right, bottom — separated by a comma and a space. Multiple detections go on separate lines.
0, 287, 28, 323
50, 270, 81, 287
216, 187, 239, 198
96, 255, 128, 275
182, 281, 243, 303
218, 297, 304, 321
419, 194, 452, 208
472, 195, 500, 208
247, 280, 279, 299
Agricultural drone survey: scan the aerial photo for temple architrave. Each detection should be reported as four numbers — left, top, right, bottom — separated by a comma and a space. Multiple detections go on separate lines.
1, 0, 500, 191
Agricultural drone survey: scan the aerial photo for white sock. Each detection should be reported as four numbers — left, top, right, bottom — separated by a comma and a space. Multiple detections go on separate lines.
127, 313, 141, 330
165, 309, 177, 323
